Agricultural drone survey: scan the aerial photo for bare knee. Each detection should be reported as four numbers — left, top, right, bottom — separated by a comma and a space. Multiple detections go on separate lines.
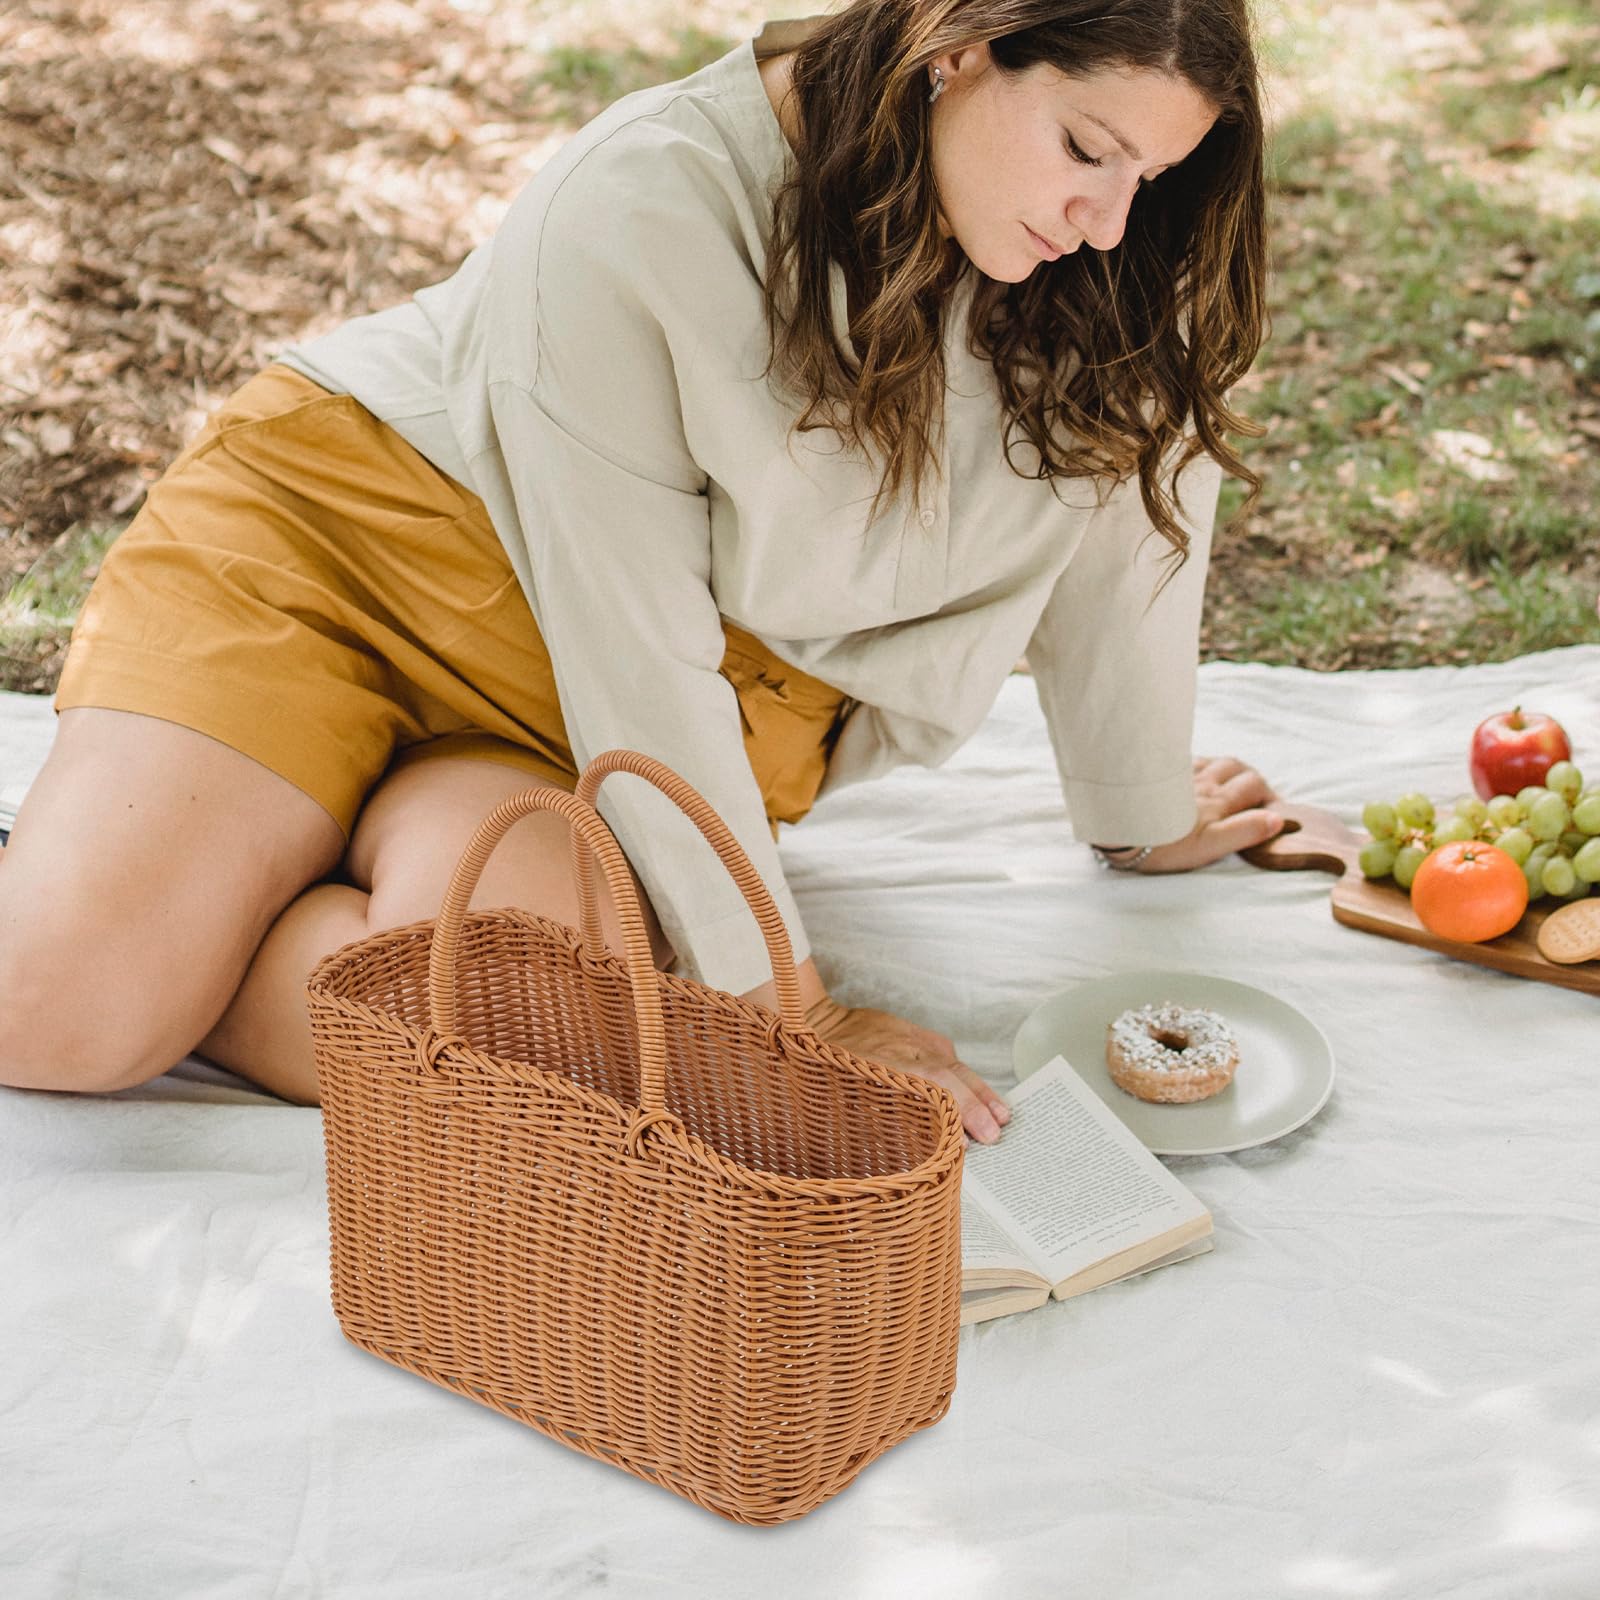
0, 710, 344, 1094
0, 910, 199, 1094
362, 861, 677, 975
352, 759, 677, 972
0, 1011, 169, 1100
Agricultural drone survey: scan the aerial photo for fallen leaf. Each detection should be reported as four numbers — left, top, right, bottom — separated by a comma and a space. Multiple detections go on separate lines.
1495, 245, 1536, 280
35, 417, 75, 456
2, 428, 39, 462
1428, 429, 1514, 483
1378, 361, 1427, 397
202, 135, 250, 172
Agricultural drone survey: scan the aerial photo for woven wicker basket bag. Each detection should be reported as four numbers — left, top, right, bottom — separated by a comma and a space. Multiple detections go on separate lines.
307, 749, 964, 1525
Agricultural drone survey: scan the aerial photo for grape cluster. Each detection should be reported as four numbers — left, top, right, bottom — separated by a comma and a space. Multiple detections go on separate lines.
1361, 761, 1600, 904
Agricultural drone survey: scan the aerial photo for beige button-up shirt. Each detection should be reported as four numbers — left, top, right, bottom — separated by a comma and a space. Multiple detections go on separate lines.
279, 31, 1217, 997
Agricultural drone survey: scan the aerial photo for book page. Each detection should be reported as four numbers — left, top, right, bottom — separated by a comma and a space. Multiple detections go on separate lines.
960, 1282, 1051, 1326
961, 1054, 1209, 1288
960, 1188, 1041, 1280
1048, 1233, 1213, 1302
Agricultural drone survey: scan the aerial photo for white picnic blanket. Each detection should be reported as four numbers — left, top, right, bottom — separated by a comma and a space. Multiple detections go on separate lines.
3, 647, 1598, 1599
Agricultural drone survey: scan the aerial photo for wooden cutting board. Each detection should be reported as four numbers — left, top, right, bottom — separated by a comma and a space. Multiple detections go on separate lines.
1240, 801, 1600, 997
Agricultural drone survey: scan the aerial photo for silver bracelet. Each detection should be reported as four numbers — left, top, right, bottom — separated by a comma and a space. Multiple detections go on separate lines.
1091, 843, 1155, 872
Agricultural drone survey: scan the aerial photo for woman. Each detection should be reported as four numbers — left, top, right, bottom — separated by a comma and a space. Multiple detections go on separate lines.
0, 1, 1282, 1143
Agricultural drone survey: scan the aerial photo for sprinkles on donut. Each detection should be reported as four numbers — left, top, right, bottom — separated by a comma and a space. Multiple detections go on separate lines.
1106, 1002, 1239, 1104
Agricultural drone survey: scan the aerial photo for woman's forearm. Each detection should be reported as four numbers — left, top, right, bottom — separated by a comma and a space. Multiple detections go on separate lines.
738, 953, 828, 1019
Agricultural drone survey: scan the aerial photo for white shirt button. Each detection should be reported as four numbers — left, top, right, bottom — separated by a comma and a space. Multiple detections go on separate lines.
918, 508, 936, 527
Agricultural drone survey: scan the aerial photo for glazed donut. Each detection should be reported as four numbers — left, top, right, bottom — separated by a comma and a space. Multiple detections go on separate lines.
1105, 1003, 1239, 1104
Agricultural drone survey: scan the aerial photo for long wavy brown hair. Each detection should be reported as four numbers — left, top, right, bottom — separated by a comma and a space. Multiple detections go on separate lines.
763, 0, 1267, 565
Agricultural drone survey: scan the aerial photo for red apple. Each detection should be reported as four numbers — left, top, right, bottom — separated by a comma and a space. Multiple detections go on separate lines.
1469, 708, 1571, 800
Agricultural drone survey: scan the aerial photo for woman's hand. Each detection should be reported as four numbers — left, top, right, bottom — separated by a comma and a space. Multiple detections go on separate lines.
805, 996, 1010, 1146
1128, 755, 1285, 874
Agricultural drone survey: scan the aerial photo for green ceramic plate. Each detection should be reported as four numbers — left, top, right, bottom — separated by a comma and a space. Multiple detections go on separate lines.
1011, 970, 1335, 1155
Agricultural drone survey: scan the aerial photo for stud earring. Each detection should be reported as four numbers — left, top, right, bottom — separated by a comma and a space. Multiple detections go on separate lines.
928, 67, 945, 104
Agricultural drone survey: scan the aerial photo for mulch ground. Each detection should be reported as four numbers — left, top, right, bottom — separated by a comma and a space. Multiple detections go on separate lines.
0, 0, 637, 689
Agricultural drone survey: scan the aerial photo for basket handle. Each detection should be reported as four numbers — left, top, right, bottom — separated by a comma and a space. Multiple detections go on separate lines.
572, 749, 806, 1031
427, 786, 671, 1114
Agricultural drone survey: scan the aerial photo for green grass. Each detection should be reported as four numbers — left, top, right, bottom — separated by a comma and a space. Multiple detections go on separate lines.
0, 523, 120, 694
1431, 494, 1585, 569
526, 27, 734, 120
0, 522, 115, 627
1471, 563, 1599, 654
1208, 557, 1595, 670
1209, 0, 1600, 666
1214, 568, 1396, 668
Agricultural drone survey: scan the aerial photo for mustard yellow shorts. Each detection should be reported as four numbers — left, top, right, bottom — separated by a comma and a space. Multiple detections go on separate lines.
55, 365, 850, 840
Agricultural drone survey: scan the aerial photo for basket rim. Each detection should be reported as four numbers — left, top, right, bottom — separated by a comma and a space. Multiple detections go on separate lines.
309, 908, 967, 1202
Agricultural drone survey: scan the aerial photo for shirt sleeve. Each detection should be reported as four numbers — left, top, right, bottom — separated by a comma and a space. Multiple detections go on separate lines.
1024, 453, 1223, 848
471, 145, 811, 998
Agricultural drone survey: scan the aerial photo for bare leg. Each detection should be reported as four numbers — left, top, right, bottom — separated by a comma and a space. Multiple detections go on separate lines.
0, 708, 346, 1092
193, 882, 369, 1103
197, 756, 676, 1103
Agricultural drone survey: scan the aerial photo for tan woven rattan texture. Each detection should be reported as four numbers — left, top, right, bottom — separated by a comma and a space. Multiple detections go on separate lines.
307, 750, 964, 1524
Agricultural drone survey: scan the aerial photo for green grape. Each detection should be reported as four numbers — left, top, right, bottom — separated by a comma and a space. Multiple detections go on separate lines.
1434, 814, 1475, 845
1561, 829, 1587, 856
1362, 800, 1399, 840
1396, 792, 1434, 829
1486, 794, 1524, 829
1393, 843, 1430, 890
1574, 836, 1600, 884
1522, 853, 1550, 901
1526, 842, 1557, 887
1559, 877, 1593, 902
1545, 762, 1583, 804
1494, 826, 1534, 866
1527, 792, 1571, 842
1542, 854, 1578, 897
1572, 794, 1600, 835
1517, 785, 1549, 811
1453, 796, 1490, 831
1359, 838, 1399, 879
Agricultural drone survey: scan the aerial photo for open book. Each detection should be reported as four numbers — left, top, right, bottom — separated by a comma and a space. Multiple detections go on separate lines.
961, 1053, 1214, 1325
